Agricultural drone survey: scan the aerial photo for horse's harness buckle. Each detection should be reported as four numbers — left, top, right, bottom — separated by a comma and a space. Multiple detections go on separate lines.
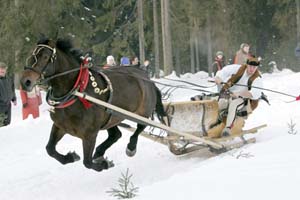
48, 99, 59, 106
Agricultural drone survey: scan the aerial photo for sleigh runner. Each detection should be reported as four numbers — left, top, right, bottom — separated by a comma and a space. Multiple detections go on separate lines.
75, 91, 266, 155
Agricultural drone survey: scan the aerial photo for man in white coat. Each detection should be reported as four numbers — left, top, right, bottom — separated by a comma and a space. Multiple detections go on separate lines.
214, 57, 263, 137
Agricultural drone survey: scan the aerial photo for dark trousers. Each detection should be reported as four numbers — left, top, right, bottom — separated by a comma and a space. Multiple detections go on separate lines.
0, 103, 11, 126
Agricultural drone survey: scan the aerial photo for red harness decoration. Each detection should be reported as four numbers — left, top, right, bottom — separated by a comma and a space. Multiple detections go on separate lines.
56, 58, 92, 109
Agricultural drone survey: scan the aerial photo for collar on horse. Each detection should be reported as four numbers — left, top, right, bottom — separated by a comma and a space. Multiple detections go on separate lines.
46, 57, 92, 109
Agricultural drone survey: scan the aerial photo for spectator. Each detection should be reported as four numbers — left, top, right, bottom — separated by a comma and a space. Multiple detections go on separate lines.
142, 59, 152, 78
234, 43, 251, 65
120, 56, 130, 66
103, 55, 116, 69
0, 62, 17, 126
143, 60, 150, 68
212, 51, 226, 76
131, 56, 140, 66
20, 86, 42, 120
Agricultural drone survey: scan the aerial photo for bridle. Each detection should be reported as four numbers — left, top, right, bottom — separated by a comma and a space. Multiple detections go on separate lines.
25, 44, 57, 82
25, 44, 91, 86
24, 43, 98, 109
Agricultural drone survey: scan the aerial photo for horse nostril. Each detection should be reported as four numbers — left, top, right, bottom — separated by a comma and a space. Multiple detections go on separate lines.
25, 79, 31, 87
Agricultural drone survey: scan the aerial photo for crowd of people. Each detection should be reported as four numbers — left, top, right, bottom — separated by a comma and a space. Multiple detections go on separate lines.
101, 55, 152, 77
212, 42, 256, 76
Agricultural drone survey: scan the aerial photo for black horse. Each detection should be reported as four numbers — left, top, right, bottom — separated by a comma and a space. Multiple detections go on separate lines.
20, 38, 166, 172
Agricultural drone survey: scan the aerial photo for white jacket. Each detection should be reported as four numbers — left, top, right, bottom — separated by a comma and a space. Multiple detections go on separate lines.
216, 64, 263, 100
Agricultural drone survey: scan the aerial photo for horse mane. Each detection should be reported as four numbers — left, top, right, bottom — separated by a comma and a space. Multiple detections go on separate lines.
37, 37, 83, 63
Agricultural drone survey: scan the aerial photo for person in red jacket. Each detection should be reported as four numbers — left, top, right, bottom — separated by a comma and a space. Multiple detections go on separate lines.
20, 86, 42, 120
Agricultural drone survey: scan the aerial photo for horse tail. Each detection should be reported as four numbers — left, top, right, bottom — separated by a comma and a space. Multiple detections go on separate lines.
155, 86, 168, 125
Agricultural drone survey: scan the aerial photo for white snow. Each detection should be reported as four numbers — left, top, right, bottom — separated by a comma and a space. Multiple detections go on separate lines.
1, 69, 300, 200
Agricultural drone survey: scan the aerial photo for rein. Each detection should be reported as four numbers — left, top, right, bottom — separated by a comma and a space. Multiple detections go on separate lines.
215, 81, 300, 102
39, 64, 92, 85
101, 68, 217, 94
162, 77, 215, 88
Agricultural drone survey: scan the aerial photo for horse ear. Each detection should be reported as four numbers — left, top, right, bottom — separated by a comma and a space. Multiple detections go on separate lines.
53, 30, 59, 40
38, 33, 47, 41
48, 40, 56, 48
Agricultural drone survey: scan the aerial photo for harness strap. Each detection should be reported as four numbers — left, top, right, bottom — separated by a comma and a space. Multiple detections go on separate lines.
54, 70, 88, 108
95, 71, 115, 130
48, 59, 91, 109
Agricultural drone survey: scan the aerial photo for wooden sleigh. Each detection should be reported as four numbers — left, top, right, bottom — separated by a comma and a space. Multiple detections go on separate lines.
161, 100, 266, 155
74, 91, 266, 155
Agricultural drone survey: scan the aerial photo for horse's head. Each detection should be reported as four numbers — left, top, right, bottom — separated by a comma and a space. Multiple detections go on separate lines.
20, 39, 57, 91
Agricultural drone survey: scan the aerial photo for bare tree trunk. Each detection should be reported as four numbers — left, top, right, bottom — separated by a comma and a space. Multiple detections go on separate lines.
195, 35, 200, 72
296, 0, 300, 47
14, 50, 20, 89
14, 0, 19, 6
206, 13, 213, 76
153, 0, 160, 78
161, 0, 173, 75
189, 18, 196, 73
174, 47, 181, 75
195, 21, 201, 72
192, 18, 200, 72
190, 29, 195, 73
161, 0, 166, 75
14, 0, 20, 88
138, 0, 145, 64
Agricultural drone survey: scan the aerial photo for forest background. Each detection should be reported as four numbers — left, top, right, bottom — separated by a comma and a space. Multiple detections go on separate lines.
0, 0, 299, 84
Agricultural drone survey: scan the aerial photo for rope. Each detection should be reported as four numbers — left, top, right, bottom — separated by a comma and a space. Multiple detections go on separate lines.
39, 65, 91, 85
219, 81, 300, 101
162, 77, 215, 88
101, 67, 218, 94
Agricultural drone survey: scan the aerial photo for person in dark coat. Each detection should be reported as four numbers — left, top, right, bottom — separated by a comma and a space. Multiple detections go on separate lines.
0, 62, 17, 126
131, 56, 140, 66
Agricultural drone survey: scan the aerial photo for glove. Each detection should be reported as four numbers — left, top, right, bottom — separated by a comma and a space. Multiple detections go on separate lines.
23, 103, 28, 108
222, 82, 231, 90
219, 88, 231, 99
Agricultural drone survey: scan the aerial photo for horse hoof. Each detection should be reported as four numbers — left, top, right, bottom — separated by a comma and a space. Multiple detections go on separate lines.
126, 148, 136, 157
107, 160, 115, 168
67, 151, 80, 162
93, 156, 114, 169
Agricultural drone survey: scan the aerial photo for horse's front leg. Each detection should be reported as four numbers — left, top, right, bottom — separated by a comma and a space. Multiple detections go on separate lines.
46, 124, 80, 164
82, 133, 114, 172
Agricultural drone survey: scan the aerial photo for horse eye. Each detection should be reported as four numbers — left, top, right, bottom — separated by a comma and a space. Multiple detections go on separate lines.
43, 55, 50, 60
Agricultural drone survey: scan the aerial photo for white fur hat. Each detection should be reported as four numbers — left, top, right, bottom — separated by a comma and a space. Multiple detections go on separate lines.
106, 55, 116, 65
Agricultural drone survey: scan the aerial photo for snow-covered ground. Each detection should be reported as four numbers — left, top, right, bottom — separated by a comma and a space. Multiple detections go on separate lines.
0, 69, 300, 200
